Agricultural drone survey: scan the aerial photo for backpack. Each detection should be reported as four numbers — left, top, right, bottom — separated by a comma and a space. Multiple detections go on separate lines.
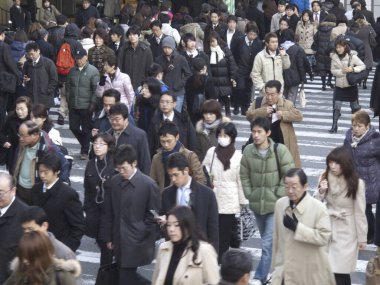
56, 42, 75, 76
366, 247, 380, 285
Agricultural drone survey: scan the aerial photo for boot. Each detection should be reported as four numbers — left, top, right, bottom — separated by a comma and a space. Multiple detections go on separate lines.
351, 100, 361, 113
327, 74, 335, 89
328, 109, 340, 133
233, 105, 240, 115
363, 79, 367, 89
321, 76, 326, 91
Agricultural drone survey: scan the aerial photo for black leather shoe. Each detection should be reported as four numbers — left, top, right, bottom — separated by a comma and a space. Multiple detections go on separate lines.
57, 114, 65, 125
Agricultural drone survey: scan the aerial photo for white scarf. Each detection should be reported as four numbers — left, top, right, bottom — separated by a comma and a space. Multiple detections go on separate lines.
210, 45, 225, 64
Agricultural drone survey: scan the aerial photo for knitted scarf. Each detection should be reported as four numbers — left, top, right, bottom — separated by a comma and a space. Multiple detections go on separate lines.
203, 119, 221, 135
351, 128, 369, 148
215, 143, 235, 170
161, 141, 182, 167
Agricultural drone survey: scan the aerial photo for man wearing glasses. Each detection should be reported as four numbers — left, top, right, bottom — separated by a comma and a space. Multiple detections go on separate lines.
0, 172, 30, 284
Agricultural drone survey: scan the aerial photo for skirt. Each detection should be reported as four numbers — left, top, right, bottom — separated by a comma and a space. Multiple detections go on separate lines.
334, 85, 358, 102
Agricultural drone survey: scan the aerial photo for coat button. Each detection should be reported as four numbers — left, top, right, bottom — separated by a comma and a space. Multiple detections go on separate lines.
185, 275, 188, 278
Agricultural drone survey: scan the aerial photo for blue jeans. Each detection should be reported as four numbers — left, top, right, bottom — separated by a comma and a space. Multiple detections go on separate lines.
175, 94, 184, 112
254, 213, 274, 282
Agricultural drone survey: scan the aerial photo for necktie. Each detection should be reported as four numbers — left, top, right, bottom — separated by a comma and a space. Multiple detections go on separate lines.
314, 13, 319, 23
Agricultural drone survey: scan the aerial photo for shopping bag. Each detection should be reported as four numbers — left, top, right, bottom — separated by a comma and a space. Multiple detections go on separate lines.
236, 206, 256, 241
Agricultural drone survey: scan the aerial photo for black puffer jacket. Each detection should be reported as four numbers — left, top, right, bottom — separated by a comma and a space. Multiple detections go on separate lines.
281, 42, 306, 87
313, 21, 336, 75
208, 45, 238, 97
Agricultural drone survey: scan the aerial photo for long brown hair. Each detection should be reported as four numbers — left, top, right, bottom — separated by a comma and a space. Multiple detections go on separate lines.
15, 231, 54, 285
325, 146, 359, 199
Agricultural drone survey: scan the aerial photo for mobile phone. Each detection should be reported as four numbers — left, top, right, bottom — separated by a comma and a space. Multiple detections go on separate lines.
150, 209, 160, 219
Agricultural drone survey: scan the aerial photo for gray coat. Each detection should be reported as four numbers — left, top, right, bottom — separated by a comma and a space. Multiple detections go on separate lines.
101, 170, 160, 268
355, 19, 375, 69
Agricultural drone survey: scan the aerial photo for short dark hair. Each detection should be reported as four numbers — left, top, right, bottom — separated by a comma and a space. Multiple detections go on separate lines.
109, 25, 124, 37
279, 17, 289, 26
103, 88, 121, 102
286, 4, 295, 10
280, 28, 295, 42
221, 249, 253, 282
311, 0, 321, 8
210, 9, 221, 17
158, 13, 170, 24
39, 153, 61, 173
216, 122, 238, 143
20, 206, 48, 226
285, 168, 308, 186
182, 33, 196, 45
93, 132, 116, 154
264, 32, 278, 44
56, 14, 68, 26
126, 25, 141, 37
104, 54, 117, 69
167, 152, 189, 171
109, 103, 129, 119
250, 117, 271, 132
14, 30, 28, 42
158, 121, 179, 137
25, 42, 40, 53
336, 14, 348, 25
245, 21, 259, 34
15, 96, 32, 115
93, 28, 109, 44
201, 99, 222, 119
150, 20, 162, 29
265, 80, 282, 93
148, 63, 164, 77
227, 15, 237, 23
160, 91, 177, 102
114, 144, 137, 165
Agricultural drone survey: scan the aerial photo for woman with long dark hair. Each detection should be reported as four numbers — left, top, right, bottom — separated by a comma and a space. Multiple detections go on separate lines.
152, 206, 219, 285
84, 132, 117, 266
315, 146, 367, 285
329, 38, 365, 133
4, 231, 80, 285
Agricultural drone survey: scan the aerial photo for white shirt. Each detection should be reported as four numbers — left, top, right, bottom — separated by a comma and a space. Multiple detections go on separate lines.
176, 177, 192, 206
128, 168, 138, 180
0, 196, 15, 217
271, 104, 279, 123
44, 178, 60, 193
186, 49, 199, 58
163, 111, 175, 121
226, 29, 235, 49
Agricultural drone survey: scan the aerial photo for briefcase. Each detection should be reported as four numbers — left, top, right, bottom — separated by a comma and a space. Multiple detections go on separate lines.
95, 263, 119, 285
0, 71, 17, 93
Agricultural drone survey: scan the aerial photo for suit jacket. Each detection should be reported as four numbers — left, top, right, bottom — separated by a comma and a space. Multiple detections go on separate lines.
10, 5, 30, 31
160, 180, 219, 251
148, 34, 168, 60
225, 30, 244, 62
0, 198, 29, 284
31, 180, 85, 252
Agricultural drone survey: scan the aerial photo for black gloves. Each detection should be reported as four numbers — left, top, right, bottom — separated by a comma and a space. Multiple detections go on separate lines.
99, 75, 107, 86
283, 213, 298, 232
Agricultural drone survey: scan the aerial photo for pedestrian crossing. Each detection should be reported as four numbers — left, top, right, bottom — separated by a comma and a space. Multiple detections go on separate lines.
46, 71, 377, 284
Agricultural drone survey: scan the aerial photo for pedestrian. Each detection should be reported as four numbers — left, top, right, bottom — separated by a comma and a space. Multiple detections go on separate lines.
245, 0, 265, 40
101, 144, 160, 285
270, 0, 287, 32
3, 231, 80, 285
240, 117, 295, 285
311, 0, 328, 25
283, 4, 299, 32
147, 20, 168, 59
66, 48, 99, 160
219, 248, 253, 285
76, 0, 100, 29
179, 33, 210, 73
179, 16, 205, 51
9, 29, 28, 63
152, 206, 219, 285
315, 146, 367, 285
31, 104, 62, 146
48, 14, 68, 55
159, 13, 181, 46
271, 168, 335, 285
31, 153, 85, 252
370, 62, 380, 130
203, 122, 248, 262
9, 0, 31, 32
203, 9, 228, 54
84, 132, 117, 266
38, 0, 61, 29
329, 38, 365, 133
343, 110, 380, 244
88, 28, 115, 75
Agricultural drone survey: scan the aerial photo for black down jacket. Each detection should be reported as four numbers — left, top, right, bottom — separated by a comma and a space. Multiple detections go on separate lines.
282, 43, 306, 87
312, 21, 336, 75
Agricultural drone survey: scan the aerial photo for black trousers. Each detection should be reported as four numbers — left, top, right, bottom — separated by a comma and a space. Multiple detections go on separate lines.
69, 108, 93, 154
119, 267, 150, 285
334, 273, 351, 285
0, 91, 10, 131
235, 77, 253, 111
97, 240, 113, 266
218, 214, 240, 263
366, 203, 375, 242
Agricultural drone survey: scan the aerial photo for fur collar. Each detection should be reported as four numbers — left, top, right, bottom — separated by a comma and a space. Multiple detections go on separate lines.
10, 257, 81, 278
320, 21, 336, 27
195, 116, 231, 134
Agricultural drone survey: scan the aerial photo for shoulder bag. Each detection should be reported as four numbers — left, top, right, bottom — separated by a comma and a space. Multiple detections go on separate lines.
346, 55, 368, 86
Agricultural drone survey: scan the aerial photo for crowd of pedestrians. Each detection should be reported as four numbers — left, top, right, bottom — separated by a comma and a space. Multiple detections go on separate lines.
0, 0, 379, 285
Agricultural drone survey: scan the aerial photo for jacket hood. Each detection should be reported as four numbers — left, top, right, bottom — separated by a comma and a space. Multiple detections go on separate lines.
195, 116, 231, 134
64, 23, 81, 39
320, 21, 336, 28
10, 257, 81, 277
11, 41, 26, 51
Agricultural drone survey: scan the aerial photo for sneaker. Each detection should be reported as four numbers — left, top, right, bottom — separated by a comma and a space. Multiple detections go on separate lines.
251, 279, 262, 285
80, 154, 88, 160
57, 114, 65, 125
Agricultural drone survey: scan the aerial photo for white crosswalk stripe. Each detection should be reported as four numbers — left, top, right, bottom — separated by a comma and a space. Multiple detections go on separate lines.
47, 71, 377, 284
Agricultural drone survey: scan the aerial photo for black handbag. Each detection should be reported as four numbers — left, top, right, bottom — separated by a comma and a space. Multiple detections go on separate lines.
346, 56, 368, 86
95, 263, 119, 285
0, 71, 17, 93
202, 149, 216, 188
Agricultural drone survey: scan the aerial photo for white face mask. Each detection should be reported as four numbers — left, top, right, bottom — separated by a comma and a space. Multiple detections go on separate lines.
218, 137, 231, 147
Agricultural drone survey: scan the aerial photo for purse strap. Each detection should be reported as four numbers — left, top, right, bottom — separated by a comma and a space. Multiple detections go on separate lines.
209, 149, 216, 173
274, 143, 281, 181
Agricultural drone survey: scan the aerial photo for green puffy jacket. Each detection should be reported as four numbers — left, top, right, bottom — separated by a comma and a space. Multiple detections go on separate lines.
66, 62, 99, 110
240, 138, 295, 215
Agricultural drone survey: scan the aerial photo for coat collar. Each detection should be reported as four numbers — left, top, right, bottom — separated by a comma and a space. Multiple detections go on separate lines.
293, 192, 311, 215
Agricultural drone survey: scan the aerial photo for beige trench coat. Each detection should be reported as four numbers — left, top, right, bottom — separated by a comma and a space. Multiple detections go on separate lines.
314, 173, 367, 273
152, 241, 219, 285
272, 194, 336, 285
246, 96, 303, 167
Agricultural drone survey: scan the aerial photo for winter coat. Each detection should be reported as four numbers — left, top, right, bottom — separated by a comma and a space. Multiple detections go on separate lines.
240, 138, 295, 215
195, 116, 230, 162
75, 5, 100, 28
251, 48, 291, 92
203, 146, 248, 214
271, 12, 286, 32
344, 126, 380, 204
9, 41, 26, 63
4, 258, 80, 285
48, 25, 65, 54
312, 21, 336, 75
284, 14, 300, 32
9, 5, 30, 31
208, 45, 237, 98
179, 23, 204, 42
88, 45, 115, 74
66, 62, 100, 110
330, 23, 348, 41
271, 194, 335, 285
245, 6, 265, 40
281, 42, 306, 87
103, 0, 120, 18
96, 68, 134, 111
329, 31, 366, 62
37, 5, 60, 28
152, 241, 219, 285
234, 37, 263, 78
100, 170, 160, 268
370, 63, 380, 117
0, 41, 20, 82
23, 56, 58, 108
246, 96, 303, 167
36, 38, 55, 62
133, 93, 160, 132
117, 41, 153, 89
162, 23, 181, 45
355, 19, 375, 69
84, 155, 117, 239
314, 174, 367, 273
296, 21, 317, 55
150, 145, 206, 191
290, 0, 310, 13
330, 51, 366, 88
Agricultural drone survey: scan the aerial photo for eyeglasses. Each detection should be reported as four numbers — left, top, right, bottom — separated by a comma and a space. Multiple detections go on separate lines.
0, 189, 12, 198
159, 100, 174, 105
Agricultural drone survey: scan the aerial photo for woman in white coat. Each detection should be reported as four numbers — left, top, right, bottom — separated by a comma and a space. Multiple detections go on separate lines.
315, 146, 367, 285
202, 122, 248, 263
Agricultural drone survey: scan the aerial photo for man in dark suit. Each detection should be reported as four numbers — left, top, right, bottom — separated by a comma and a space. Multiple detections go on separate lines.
101, 144, 160, 285
225, 15, 244, 61
0, 172, 29, 284
107, 103, 151, 174
10, 0, 31, 31
204, 9, 228, 54
108, 25, 125, 57
160, 152, 219, 250
180, 33, 211, 74
31, 153, 85, 252
311, 1, 328, 26
147, 20, 167, 60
